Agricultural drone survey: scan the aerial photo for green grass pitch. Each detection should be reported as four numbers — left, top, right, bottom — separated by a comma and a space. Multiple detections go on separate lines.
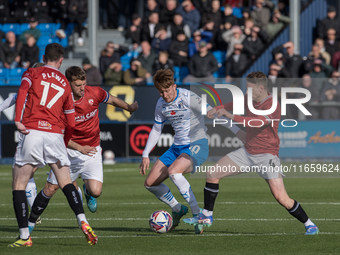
1, 163, 340, 254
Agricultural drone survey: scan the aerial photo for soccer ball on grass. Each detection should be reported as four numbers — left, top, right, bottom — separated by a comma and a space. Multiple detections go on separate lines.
149, 210, 172, 234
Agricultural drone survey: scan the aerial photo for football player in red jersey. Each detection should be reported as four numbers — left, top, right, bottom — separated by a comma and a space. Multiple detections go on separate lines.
183, 71, 319, 235
10, 44, 98, 247
27, 66, 138, 231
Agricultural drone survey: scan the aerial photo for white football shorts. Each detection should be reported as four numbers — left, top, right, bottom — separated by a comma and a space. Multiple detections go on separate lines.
47, 145, 103, 184
15, 129, 70, 168
228, 147, 283, 179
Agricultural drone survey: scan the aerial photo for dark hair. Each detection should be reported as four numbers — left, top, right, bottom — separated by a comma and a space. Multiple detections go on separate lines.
44, 43, 64, 62
32, 62, 44, 68
153, 69, 174, 90
65, 66, 86, 83
246, 71, 267, 89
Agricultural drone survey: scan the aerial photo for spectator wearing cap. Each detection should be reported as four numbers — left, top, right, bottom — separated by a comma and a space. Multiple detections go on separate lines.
225, 44, 249, 81
20, 36, 39, 68
222, 25, 246, 58
167, 12, 191, 40
250, 0, 274, 31
168, 30, 189, 67
141, 12, 162, 43
175, 0, 201, 35
99, 41, 129, 76
272, 41, 304, 77
183, 41, 219, 83
123, 59, 148, 86
151, 27, 172, 54
19, 17, 41, 43
82, 57, 102, 85
325, 28, 340, 60
309, 59, 333, 80
0, 31, 23, 69
201, 0, 223, 30
104, 62, 124, 86
188, 30, 213, 58
153, 51, 174, 75
266, 9, 291, 40
137, 41, 158, 77
317, 6, 340, 40
124, 14, 143, 51
319, 71, 340, 119
159, 0, 178, 27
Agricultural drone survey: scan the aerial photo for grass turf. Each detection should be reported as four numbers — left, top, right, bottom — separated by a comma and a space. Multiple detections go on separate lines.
1, 163, 340, 254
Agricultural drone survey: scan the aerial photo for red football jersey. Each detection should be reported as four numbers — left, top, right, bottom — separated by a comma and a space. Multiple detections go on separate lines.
71, 86, 109, 147
217, 94, 281, 156
15, 65, 75, 134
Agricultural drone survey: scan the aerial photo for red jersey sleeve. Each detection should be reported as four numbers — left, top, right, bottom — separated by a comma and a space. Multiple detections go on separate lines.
93, 86, 109, 104
15, 70, 33, 122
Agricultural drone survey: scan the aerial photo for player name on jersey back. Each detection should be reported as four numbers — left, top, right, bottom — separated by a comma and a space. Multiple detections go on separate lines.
41, 72, 67, 87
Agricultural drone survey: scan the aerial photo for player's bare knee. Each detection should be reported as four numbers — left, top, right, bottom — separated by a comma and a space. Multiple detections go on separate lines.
144, 179, 155, 188
44, 182, 59, 197
90, 188, 102, 198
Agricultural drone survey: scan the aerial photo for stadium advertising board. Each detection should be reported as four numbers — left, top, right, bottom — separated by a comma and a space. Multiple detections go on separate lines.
278, 121, 340, 158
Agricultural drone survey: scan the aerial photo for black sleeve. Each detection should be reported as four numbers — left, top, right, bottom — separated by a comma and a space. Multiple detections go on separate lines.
118, 45, 129, 57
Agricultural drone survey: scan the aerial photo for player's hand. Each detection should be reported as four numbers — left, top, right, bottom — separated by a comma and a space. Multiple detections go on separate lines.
216, 108, 232, 119
15, 121, 29, 135
139, 157, 150, 175
128, 101, 138, 114
207, 108, 217, 118
79, 145, 97, 156
236, 129, 247, 144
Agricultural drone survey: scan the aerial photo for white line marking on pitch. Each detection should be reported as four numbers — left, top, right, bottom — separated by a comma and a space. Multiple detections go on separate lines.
2, 201, 340, 206
1, 217, 340, 221
2, 232, 340, 240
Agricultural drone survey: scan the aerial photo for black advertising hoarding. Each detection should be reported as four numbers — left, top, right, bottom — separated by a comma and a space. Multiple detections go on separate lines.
99, 124, 126, 157
1, 123, 17, 158
128, 124, 175, 157
127, 123, 241, 157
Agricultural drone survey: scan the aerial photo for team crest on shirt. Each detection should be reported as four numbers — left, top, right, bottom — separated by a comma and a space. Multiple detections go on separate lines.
88, 99, 94, 105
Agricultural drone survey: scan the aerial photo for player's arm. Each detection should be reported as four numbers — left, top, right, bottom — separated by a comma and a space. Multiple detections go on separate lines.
67, 140, 97, 156
64, 111, 75, 146
0, 94, 17, 112
190, 92, 241, 135
106, 94, 138, 114
138, 121, 164, 175
14, 74, 32, 134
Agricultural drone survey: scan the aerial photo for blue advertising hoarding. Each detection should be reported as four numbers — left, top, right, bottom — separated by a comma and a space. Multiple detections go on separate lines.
278, 121, 340, 158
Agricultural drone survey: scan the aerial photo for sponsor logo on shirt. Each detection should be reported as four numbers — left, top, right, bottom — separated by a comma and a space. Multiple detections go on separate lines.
38, 120, 52, 130
75, 109, 98, 122
170, 110, 176, 115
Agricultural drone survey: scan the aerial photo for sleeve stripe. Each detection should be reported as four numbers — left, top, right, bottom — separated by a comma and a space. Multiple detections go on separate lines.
64, 109, 75, 114
102, 91, 109, 103
154, 120, 166, 124
22, 77, 32, 87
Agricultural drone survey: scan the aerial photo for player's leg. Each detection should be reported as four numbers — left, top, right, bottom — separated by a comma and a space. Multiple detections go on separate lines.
44, 132, 97, 245
10, 163, 35, 246
25, 178, 37, 210
28, 180, 60, 232
144, 158, 186, 229
168, 153, 200, 214
183, 148, 245, 233
266, 177, 319, 235
79, 147, 103, 213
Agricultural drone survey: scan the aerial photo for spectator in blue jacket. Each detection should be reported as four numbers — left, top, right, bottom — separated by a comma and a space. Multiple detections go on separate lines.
188, 30, 213, 58
176, 0, 201, 35
151, 27, 172, 54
